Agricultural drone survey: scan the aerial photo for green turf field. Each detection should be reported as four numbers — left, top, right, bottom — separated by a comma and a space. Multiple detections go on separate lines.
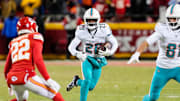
1, 61, 180, 101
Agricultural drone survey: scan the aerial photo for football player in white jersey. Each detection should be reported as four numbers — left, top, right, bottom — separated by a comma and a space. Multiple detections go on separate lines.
128, 4, 180, 101
67, 8, 118, 101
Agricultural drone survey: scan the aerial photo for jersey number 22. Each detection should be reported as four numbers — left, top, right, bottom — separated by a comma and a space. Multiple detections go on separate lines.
11, 39, 30, 63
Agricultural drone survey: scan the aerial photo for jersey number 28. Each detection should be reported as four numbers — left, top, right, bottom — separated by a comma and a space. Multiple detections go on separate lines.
85, 43, 103, 54
11, 39, 30, 63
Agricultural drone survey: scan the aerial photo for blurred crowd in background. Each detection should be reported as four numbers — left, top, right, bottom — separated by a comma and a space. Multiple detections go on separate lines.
1, 0, 179, 23
1, 0, 180, 58
1, 0, 178, 38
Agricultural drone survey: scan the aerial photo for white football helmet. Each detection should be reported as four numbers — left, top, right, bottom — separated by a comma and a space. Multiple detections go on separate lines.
166, 4, 180, 30
83, 8, 100, 30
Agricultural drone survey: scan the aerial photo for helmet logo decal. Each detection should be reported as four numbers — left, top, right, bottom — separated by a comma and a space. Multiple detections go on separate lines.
170, 4, 175, 14
26, 24, 29, 27
90, 8, 93, 16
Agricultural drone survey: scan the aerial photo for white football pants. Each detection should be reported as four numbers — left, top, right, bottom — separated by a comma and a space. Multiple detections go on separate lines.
11, 75, 57, 101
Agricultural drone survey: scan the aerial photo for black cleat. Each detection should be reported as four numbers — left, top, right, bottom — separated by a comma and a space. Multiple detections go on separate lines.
66, 75, 80, 92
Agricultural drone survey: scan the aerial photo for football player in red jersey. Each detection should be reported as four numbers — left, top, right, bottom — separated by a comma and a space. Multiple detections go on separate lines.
4, 17, 65, 101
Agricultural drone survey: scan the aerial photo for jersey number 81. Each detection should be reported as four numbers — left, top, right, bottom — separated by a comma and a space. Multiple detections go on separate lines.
166, 43, 180, 58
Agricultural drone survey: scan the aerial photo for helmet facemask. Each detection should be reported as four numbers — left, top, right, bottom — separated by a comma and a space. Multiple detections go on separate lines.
166, 17, 180, 30
85, 19, 98, 30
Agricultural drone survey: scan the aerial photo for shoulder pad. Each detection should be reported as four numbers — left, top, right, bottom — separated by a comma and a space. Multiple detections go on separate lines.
99, 23, 106, 29
99, 23, 112, 36
33, 33, 44, 42
155, 22, 167, 34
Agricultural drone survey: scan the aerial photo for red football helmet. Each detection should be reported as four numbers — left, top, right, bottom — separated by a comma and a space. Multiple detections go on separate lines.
16, 17, 38, 35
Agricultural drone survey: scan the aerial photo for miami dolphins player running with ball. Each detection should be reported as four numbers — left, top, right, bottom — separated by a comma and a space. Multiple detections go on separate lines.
128, 4, 180, 101
67, 8, 118, 101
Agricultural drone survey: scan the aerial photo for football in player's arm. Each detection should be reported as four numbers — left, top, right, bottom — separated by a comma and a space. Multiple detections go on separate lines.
67, 8, 118, 101
4, 17, 64, 101
128, 4, 180, 101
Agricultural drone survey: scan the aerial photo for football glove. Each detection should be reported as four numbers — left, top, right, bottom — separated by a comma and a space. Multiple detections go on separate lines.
98, 47, 111, 56
75, 52, 87, 62
47, 78, 60, 92
127, 52, 140, 64
8, 87, 14, 96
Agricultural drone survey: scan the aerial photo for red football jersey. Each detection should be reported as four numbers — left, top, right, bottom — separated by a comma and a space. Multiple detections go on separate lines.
4, 32, 50, 81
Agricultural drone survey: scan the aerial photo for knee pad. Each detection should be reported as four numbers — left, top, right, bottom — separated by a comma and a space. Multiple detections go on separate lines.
81, 79, 91, 89
83, 80, 91, 86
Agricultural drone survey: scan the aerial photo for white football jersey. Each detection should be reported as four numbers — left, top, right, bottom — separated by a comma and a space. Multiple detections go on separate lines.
146, 23, 180, 68
68, 23, 118, 57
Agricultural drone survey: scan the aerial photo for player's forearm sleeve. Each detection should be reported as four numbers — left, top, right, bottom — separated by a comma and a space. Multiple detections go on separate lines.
107, 35, 118, 55
33, 41, 50, 80
4, 52, 12, 79
146, 32, 161, 45
68, 37, 81, 56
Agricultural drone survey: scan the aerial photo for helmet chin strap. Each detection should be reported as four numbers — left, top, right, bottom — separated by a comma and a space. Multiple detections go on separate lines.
88, 26, 97, 31
166, 20, 180, 31
87, 23, 98, 31
172, 26, 180, 31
